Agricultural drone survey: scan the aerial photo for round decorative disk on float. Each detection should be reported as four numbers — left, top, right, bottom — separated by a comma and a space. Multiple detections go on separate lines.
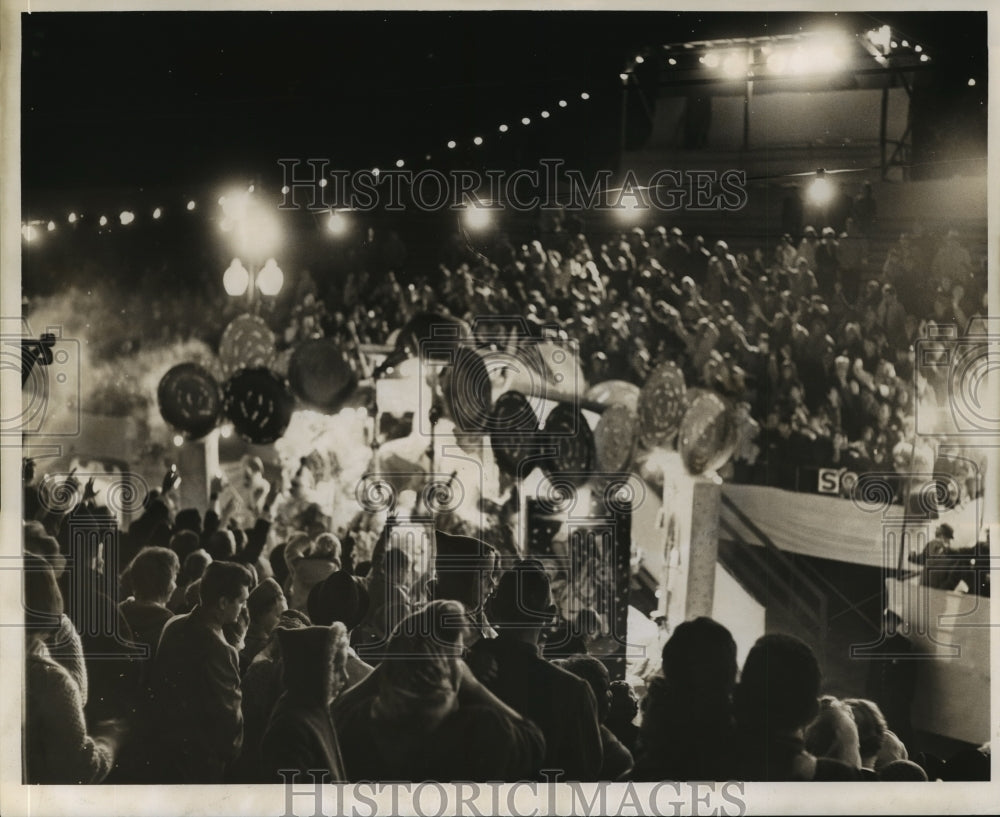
542, 402, 594, 486
677, 390, 738, 476
287, 338, 359, 414
489, 390, 540, 477
637, 360, 687, 448
594, 403, 639, 472
219, 313, 277, 377
157, 362, 222, 439
222, 367, 295, 444
585, 380, 641, 412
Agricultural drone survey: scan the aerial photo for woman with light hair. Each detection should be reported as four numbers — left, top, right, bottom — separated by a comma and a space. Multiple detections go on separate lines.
333, 600, 544, 781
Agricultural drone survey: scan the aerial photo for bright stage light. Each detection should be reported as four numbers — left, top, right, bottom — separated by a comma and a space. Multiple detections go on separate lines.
326, 210, 348, 236
767, 50, 788, 73
788, 47, 810, 74
223, 258, 250, 296
256, 258, 284, 296
462, 204, 492, 231
865, 25, 892, 53
702, 52, 720, 68
807, 172, 834, 206
721, 51, 748, 78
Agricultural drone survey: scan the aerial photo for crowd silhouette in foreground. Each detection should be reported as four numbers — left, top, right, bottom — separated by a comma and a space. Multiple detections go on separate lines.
23, 482, 990, 784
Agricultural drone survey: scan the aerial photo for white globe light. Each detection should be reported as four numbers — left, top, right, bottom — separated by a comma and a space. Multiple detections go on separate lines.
558, 99, 567, 107
223, 258, 250, 296
68, 212, 78, 223
521, 116, 531, 125
99, 215, 108, 227
447, 140, 457, 149
396, 159, 405, 168
173, 434, 185, 447
153, 207, 162, 219
463, 205, 492, 231
187, 200, 196, 210
256, 258, 284, 296
47, 221, 56, 232
807, 176, 834, 206
473, 136, 483, 145
540, 110, 550, 118
499, 124, 509, 133
120, 211, 135, 226
580, 92, 590, 100
327, 211, 348, 236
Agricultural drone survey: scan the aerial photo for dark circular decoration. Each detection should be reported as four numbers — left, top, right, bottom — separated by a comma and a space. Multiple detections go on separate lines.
287, 338, 359, 413
440, 345, 492, 433
489, 390, 540, 477
543, 402, 594, 486
157, 362, 222, 439
222, 367, 295, 444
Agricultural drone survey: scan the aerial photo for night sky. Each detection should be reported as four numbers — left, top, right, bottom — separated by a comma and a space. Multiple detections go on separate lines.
22, 10, 987, 199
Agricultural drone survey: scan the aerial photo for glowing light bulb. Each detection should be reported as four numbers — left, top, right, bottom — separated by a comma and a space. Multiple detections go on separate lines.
153, 207, 162, 219
447, 140, 456, 149
499, 124, 509, 133
473, 136, 483, 145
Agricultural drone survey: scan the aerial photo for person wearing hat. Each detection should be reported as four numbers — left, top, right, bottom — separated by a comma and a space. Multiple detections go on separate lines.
260, 624, 349, 782
307, 570, 374, 689
797, 226, 819, 270
24, 552, 127, 783
909, 523, 957, 589
467, 559, 603, 781
241, 577, 288, 673
429, 530, 500, 647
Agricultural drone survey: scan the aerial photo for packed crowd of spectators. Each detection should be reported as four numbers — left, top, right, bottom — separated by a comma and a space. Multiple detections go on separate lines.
307, 199, 988, 503
23, 469, 990, 784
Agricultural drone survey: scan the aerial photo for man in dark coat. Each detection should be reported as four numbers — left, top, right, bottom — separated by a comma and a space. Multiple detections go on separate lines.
468, 559, 603, 781
142, 560, 253, 782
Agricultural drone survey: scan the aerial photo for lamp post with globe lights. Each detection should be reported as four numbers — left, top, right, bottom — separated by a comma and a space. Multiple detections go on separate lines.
219, 188, 285, 310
